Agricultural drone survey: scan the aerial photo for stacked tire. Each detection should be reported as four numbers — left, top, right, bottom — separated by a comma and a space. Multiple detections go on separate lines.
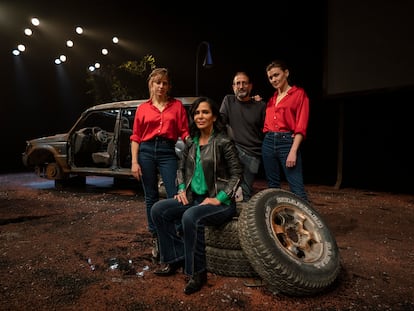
206, 188, 341, 296
205, 208, 258, 278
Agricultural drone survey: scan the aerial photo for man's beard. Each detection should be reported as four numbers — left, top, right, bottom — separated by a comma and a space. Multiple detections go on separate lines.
236, 90, 249, 99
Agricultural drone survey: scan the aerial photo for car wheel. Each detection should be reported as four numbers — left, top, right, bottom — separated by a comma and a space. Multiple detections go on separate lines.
238, 188, 341, 296
45, 162, 63, 179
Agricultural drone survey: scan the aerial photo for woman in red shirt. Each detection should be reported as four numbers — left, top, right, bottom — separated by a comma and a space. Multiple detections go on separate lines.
130, 68, 190, 259
262, 60, 309, 202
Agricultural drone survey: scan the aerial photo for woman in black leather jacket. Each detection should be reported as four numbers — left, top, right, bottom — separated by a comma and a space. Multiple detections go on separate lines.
151, 97, 242, 295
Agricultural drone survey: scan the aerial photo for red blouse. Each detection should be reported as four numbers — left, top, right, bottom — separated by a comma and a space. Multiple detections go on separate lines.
130, 98, 189, 143
263, 85, 309, 139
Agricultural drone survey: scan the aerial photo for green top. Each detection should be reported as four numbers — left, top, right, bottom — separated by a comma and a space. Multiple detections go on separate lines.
191, 138, 208, 195
178, 136, 230, 205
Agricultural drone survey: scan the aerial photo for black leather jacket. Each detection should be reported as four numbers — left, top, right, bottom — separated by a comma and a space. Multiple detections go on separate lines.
177, 131, 242, 202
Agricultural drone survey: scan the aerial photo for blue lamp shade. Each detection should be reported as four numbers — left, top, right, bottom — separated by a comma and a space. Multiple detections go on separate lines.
196, 41, 214, 95
203, 43, 213, 68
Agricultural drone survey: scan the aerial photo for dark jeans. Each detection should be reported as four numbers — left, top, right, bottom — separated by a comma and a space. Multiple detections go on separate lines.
139, 138, 178, 234
262, 132, 308, 201
236, 145, 260, 202
151, 194, 236, 276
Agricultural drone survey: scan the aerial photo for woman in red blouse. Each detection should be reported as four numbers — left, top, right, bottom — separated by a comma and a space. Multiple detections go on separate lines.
130, 68, 190, 259
262, 60, 309, 202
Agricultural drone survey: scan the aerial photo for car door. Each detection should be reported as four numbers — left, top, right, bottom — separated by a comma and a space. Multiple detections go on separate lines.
68, 109, 118, 169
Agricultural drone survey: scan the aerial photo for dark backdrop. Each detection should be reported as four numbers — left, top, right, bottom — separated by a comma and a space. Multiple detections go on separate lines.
1, 1, 412, 194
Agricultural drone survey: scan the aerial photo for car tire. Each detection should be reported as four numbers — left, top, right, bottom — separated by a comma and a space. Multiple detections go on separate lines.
45, 162, 64, 180
238, 188, 341, 296
205, 246, 259, 278
205, 217, 241, 250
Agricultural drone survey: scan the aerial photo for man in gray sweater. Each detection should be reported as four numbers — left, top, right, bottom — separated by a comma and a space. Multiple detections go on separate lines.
220, 72, 266, 202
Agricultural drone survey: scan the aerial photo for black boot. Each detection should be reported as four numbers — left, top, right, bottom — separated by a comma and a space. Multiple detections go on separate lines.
153, 261, 183, 276
184, 271, 207, 295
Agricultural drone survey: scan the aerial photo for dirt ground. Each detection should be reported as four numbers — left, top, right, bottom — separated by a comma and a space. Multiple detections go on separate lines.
0, 173, 413, 311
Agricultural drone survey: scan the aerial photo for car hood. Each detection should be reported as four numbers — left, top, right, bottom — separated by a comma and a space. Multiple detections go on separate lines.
28, 133, 68, 144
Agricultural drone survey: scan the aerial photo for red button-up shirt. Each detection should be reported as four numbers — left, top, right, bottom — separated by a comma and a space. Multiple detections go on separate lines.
130, 98, 189, 143
263, 85, 309, 139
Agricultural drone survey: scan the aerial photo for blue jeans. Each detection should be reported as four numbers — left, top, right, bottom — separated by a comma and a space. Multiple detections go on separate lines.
261, 132, 308, 201
151, 195, 236, 276
138, 138, 178, 234
236, 145, 261, 202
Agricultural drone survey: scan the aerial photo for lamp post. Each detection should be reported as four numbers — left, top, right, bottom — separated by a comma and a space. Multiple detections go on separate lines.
195, 41, 213, 96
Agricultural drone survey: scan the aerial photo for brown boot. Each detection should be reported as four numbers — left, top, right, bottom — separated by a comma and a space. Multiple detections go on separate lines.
184, 271, 207, 295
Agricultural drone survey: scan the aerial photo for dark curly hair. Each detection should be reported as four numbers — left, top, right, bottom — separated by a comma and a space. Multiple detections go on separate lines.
189, 97, 226, 137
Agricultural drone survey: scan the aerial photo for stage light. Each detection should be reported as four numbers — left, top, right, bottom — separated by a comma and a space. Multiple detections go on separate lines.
24, 28, 32, 36
76, 27, 83, 34
18, 44, 26, 52
112, 36, 119, 44
101, 48, 108, 55
66, 40, 74, 48
31, 18, 40, 26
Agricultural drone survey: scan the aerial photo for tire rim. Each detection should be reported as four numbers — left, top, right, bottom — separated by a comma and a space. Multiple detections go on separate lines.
270, 204, 324, 263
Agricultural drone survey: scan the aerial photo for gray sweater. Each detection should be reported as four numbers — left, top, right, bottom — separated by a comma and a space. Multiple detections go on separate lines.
220, 95, 266, 158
